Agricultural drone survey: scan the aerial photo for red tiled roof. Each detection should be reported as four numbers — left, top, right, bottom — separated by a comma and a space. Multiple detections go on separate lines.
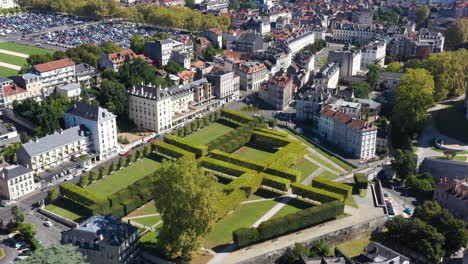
224, 50, 242, 60
34, 58, 75, 73
320, 108, 373, 130
269, 74, 291, 88
208, 28, 223, 36
107, 49, 137, 64
177, 70, 194, 80
3, 84, 26, 97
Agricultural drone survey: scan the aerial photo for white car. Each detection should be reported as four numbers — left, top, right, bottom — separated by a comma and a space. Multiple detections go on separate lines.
43, 221, 53, 227
64, 175, 73, 181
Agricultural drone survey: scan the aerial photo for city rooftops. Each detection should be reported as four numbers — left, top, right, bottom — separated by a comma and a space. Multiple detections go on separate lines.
33, 58, 75, 73
361, 242, 410, 263
0, 164, 32, 181
58, 82, 81, 92
129, 78, 210, 101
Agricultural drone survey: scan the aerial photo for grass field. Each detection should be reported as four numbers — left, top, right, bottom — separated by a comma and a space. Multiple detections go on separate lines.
132, 215, 161, 227
86, 158, 162, 198
336, 236, 371, 257
428, 156, 467, 162
272, 199, 314, 219
317, 170, 338, 180
233, 146, 274, 162
140, 231, 162, 257
0, 42, 53, 55
0, 52, 27, 66
308, 154, 342, 172
292, 159, 319, 182
127, 200, 158, 217
204, 200, 278, 248
185, 121, 235, 145
0, 66, 18, 77
44, 198, 91, 222
435, 102, 468, 144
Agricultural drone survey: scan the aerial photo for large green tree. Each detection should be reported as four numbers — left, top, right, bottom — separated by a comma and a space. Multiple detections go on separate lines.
406, 172, 435, 196
152, 157, 220, 260
17, 222, 36, 241
98, 79, 128, 116
391, 149, 418, 180
445, 19, 468, 51
130, 34, 145, 54
351, 82, 372, 98
392, 68, 434, 134
17, 244, 89, 264
366, 64, 381, 89
417, 5, 430, 24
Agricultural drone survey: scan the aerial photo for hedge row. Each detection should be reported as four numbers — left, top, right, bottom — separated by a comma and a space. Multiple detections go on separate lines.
224, 173, 262, 197
59, 183, 104, 206
198, 157, 252, 177
217, 189, 247, 219
311, 177, 353, 199
263, 142, 307, 167
265, 166, 300, 183
210, 149, 266, 171
208, 118, 262, 152
221, 109, 255, 123
164, 135, 208, 158
354, 173, 368, 189
252, 131, 293, 148
260, 173, 291, 191
254, 128, 288, 138
233, 200, 345, 247
291, 183, 344, 203
153, 141, 196, 160
172, 111, 221, 138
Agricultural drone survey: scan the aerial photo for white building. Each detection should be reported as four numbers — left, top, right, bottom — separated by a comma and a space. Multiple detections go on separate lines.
0, 165, 35, 200
57, 83, 81, 99
361, 40, 386, 68
30, 58, 76, 96
319, 107, 377, 160
206, 70, 240, 103
313, 63, 340, 89
64, 103, 118, 161
233, 61, 269, 91
144, 38, 193, 68
328, 48, 361, 78
0, 0, 17, 9
286, 31, 315, 55
332, 23, 376, 44
0, 121, 17, 144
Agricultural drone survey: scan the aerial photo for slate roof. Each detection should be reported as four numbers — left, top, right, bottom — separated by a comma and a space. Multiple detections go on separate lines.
65, 103, 114, 122
1, 165, 31, 181
362, 242, 410, 263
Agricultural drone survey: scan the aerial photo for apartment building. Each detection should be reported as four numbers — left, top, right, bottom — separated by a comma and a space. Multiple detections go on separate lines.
361, 40, 386, 68
61, 214, 140, 264
0, 77, 13, 114
144, 38, 193, 68
233, 32, 265, 53
57, 83, 81, 99
0, 0, 17, 9
313, 63, 340, 89
319, 107, 377, 160
433, 178, 468, 221
14, 73, 43, 100
285, 31, 315, 55
30, 58, 76, 96
332, 23, 376, 44
16, 126, 92, 173
100, 49, 139, 71
202, 28, 223, 48
259, 73, 293, 110
206, 70, 240, 103
128, 78, 217, 133
0, 164, 35, 200
75, 63, 97, 88
328, 48, 361, 78
64, 103, 118, 161
233, 61, 269, 90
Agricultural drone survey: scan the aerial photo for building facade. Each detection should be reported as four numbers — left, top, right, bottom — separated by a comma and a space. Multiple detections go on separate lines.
332, 23, 376, 43
233, 61, 269, 90
361, 40, 386, 68
328, 49, 361, 78
100, 49, 138, 71
206, 70, 240, 103
0, 0, 17, 9
433, 178, 468, 221
259, 73, 293, 110
0, 165, 35, 200
313, 63, 340, 89
30, 58, 76, 96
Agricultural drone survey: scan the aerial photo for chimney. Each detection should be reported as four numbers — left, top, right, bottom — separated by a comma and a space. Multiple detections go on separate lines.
33, 137, 39, 143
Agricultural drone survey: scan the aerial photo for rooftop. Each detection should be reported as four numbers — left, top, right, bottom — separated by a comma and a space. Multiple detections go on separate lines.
65, 103, 116, 122
34, 58, 75, 73
3, 84, 27, 97
0, 164, 32, 181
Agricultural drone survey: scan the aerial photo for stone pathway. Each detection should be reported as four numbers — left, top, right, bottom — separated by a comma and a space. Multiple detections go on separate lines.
304, 155, 340, 175
241, 198, 279, 204
251, 196, 292, 228
0, 61, 21, 70
124, 213, 160, 220
301, 167, 324, 185
0, 48, 29, 58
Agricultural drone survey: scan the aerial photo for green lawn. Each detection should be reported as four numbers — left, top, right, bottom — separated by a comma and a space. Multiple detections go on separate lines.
44, 198, 91, 222
127, 200, 158, 217
248, 189, 281, 201
232, 146, 274, 162
0, 42, 53, 55
292, 159, 319, 182
272, 199, 314, 219
204, 200, 278, 248
317, 170, 338, 180
0, 66, 18, 78
133, 215, 161, 227
336, 236, 371, 257
435, 102, 468, 144
428, 156, 467, 162
0, 52, 27, 66
308, 154, 342, 172
86, 158, 162, 198
185, 121, 235, 145
345, 194, 359, 208
140, 231, 163, 257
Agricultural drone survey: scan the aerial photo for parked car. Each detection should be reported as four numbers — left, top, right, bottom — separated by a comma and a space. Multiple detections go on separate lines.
404, 208, 413, 215
43, 221, 53, 227
15, 241, 25, 249
383, 192, 390, 198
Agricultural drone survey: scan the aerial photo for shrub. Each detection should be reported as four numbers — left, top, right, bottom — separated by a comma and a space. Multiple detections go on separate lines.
89, 170, 98, 181
268, 118, 278, 127
354, 173, 368, 189
144, 144, 152, 156
265, 166, 300, 182
210, 149, 266, 171
224, 173, 262, 196
263, 142, 307, 167
47, 188, 59, 203
260, 173, 291, 191
221, 109, 255, 123
164, 135, 208, 158
254, 128, 286, 137
291, 183, 344, 203
233, 228, 260, 247
199, 157, 252, 177
59, 183, 104, 206
99, 166, 108, 179
136, 148, 144, 160
311, 177, 353, 199
29, 238, 42, 252
154, 141, 196, 160
78, 173, 89, 187
217, 189, 248, 219
252, 131, 293, 148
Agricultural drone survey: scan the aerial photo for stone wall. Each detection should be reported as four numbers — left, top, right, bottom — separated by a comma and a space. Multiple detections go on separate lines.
418, 158, 468, 181
237, 215, 387, 264
38, 208, 79, 228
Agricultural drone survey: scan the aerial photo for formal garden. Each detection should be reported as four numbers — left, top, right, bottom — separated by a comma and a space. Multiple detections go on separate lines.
43, 109, 361, 260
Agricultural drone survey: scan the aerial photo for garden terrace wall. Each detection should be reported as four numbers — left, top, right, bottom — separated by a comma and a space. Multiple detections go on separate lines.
59, 183, 105, 206
264, 166, 300, 183
210, 149, 266, 171
223, 173, 262, 197
254, 128, 288, 138
198, 157, 253, 177
153, 141, 196, 160
311, 177, 352, 199
263, 142, 308, 167
354, 173, 368, 189
164, 135, 208, 158
252, 131, 294, 148
260, 173, 291, 192
208, 118, 264, 152
291, 183, 344, 203
221, 109, 255, 123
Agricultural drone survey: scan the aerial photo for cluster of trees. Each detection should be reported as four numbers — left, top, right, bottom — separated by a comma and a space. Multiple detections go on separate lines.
366, 64, 381, 89
11, 206, 37, 250
173, 111, 220, 137
444, 18, 468, 51
228, 0, 257, 11
0, 7, 27, 14
351, 82, 372, 98
203, 45, 223, 61
391, 149, 418, 180
17, 244, 89, 264
13, 94, 71, 137
129, 33, 171, 54
406, 172, 435, 196
278, 241, 333, 264
373, 7, 400, 26
0, 142, 21, 163
18, 0, 123, 19
417, 5, 430, 25
385, 201, 468, 263
164, 61, 187, 74
302, 40, 327, 54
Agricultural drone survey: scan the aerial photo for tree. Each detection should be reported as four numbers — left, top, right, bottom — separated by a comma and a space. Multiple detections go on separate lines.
443, 150, 457, 160
99, 166, 108, 179
185, 0, 195, 8
129, 34, 145, 54
144, 144, 152, 156
164, 61, 186, 74
127, 153, 136, 164
79, 173, 89, 187
152, 157, 220, 260
417, 5, 430, 24
20, 131, 30, 143
119, 157, 126, 168
136, 148, 144, 160
444, 19, 468, 51
302, 40, 327, 54
89, 170, 99, 182
391, 149, 417, 180
392, 68, 434, 134
0, 142, 21, 163
17, 222, 36, 241
47, 188, 60, 203
202, 45, 223, 61
17, 244, 89, 264
151, 141, 158, 153
351, 82, 372, 98
98, 79, 128, 117
366, 64, 381, 89
406, 173, 435, 196
309, 241, 332, 257
11, 206, 24, 224
197, 119, 204, 129
386, 62, 402, 72
374, 116, 388, 131
109, 162, 118, 173
268, 118, 278, 127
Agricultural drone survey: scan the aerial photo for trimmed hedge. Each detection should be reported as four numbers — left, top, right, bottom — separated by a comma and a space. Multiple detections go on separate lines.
59, 183, 104, 206
291, 183, 344, 203
233, 200, 345, 247
254, 128, 288, 137
210, 149, 266, 171
354, 173, 368, 189
263, 142, 307, 167
153, 141, 196, 160
265, 166, 300, 182
224, 173, 262, 196
252, 131, 293, 148
199, 157, 252, 177
217, 189, 248, 219
164, 135, 208, 158
221, 109, 255, 123
311, 177, 353, 199
261, 173, 291, 191
233, 227, 260, 247
208, 118, 261, 152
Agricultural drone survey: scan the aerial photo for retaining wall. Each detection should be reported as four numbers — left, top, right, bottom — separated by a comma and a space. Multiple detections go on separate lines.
38, 208, 79, 228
